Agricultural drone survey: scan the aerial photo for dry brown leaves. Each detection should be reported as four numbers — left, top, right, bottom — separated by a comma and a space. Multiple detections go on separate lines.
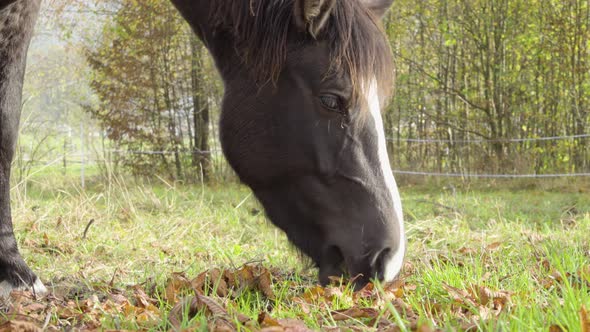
165, 265, 280, 331
164, 266, 415, 331
0, 320, 42, 332
0, 265, 506, 332
289, 279, 428, 331
257, 312, 314, 332
168, 293, 241, 331
539, 265, 590, 291
0, 264, 422, 331
188, 264, 275, 300
0, 264, 277, 331
549, 306, 590, 332
4, 259, 586, 331
441, 283, 512, 322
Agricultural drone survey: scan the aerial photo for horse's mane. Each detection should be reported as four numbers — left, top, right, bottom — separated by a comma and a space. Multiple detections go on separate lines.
210, 0, 393, 104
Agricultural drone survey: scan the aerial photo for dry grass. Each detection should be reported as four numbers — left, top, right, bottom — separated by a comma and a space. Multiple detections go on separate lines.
3, 170, 590, 330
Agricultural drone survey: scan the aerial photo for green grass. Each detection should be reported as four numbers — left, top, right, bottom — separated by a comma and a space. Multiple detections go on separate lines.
7, 170, 590, 331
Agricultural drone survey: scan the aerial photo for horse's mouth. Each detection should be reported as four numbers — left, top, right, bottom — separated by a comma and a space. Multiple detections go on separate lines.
318, 245, 346, 286
318, 245, 399, 290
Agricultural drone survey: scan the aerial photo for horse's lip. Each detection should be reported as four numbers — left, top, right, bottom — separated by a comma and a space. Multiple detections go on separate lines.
319, 245, 378, 289
318, 245, 345, 285
370, 247, 392, 280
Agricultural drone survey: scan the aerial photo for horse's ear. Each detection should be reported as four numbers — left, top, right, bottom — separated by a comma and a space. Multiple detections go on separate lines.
293, 0, 337, 38
362, 0, 394, 18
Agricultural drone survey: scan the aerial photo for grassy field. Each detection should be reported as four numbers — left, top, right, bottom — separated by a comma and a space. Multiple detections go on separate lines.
3, 171, 590, 331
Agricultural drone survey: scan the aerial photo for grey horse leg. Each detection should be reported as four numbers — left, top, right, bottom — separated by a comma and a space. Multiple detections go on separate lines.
0, 0, 46, 298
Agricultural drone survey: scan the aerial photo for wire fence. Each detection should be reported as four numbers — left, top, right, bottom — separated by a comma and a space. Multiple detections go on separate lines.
15, 133, 590, 185
386, 132, 590, 178
392, 170, 590, 178
387, 133, 590, 144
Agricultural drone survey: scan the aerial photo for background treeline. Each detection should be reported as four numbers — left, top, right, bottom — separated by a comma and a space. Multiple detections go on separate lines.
18, 0, 590, 183
385, 0, 589, 175
85, 0, 223, 182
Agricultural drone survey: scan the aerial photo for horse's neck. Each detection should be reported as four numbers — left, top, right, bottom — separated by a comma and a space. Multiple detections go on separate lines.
169, 0, 215, 46
169, 0, 241, 83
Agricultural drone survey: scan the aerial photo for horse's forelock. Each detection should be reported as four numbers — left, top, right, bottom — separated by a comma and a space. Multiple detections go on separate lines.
209, 0, 394, 107
210, 0, 292, 84
327, 0, 393, 106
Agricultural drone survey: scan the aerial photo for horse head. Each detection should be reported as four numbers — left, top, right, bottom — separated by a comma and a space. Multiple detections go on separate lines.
174, 0, 405, 287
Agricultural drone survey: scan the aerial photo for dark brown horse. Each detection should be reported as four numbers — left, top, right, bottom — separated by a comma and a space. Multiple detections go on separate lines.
0, 0, 404, 296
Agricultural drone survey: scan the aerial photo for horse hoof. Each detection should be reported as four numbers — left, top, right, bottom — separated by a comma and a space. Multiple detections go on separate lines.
0, 277, 47, 299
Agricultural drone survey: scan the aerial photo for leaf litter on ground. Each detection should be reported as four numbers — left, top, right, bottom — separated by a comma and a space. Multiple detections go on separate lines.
0, 263, 413, 331
1, 258, 588, 331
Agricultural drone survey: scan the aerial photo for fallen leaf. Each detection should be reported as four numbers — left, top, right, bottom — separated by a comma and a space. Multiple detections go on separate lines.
258, 312, 281, 327
330, 307, 379, 321
458, 247, 477, 255
276, 318, 315, 332
238, 312, 251, 324
324, 286, 343, 300
110, 293, 129, 305
540, 259, 552, 271
191, 264, 275, 300
442, 283, 477, 307
123, 301, 139, 317
258, 269, 275, 299
224, 269, 237, 289
471, 285, 511, 309
0, 320, 42, 332
549, 324, 566, 332
131, 285, 156, 311
168, 293, 234, 330
165, 272, 192, 303
57, 301, 83, 320
390, 298, 418, 323
168, 297, 200, 330
423, 301, 443, 318
199, 293, 230, 318
581, 305, 590, 332
486, 242, 502, 251
292, 297, 311, 314
235, 266, 256, 289
209, 319, 236, 332
384, 281, 405, 298
355, 282, 375, 301
191, 270, 208, 294
20, 302, 46, 313
402, 261, 415, 275
302, 285, 326, 303
209, 268, 229, 297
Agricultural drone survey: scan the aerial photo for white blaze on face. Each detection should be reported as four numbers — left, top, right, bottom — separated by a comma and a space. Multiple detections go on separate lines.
366, 79, 406, 282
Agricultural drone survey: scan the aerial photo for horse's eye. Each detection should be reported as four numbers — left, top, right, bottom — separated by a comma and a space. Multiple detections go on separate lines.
319, 94, 343, 112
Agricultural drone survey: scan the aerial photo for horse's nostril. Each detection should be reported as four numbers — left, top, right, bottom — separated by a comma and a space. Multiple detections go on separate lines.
373, 247, 393, 281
